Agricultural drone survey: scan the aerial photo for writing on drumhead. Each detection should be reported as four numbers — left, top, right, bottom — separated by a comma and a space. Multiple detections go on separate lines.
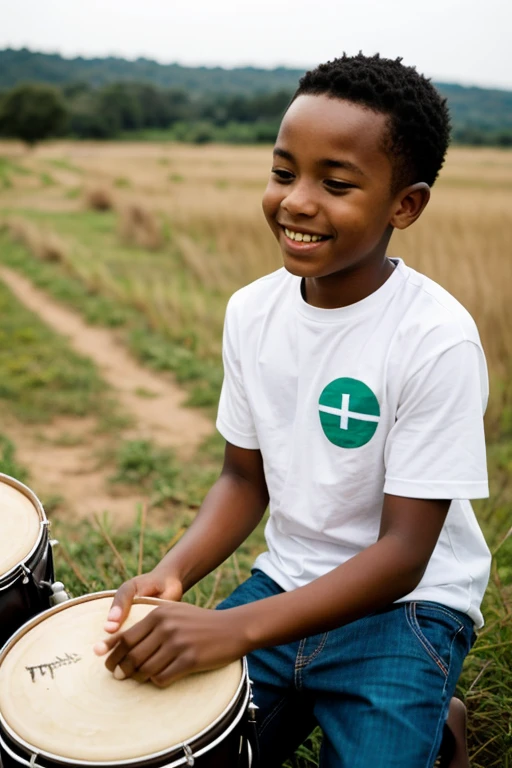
25, 653, 81, 683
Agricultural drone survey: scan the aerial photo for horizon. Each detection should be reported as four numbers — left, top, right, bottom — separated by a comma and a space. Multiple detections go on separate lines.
1, 0, 510, 91
2, 46, 512, 94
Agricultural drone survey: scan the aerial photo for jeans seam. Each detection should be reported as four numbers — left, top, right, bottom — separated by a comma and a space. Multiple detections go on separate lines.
426, 697, 451, 767
442, 623, 465, 696
406, 602, 449, 678
296, 632, 329, 669
258, 694, 290, 737
295, 639, 307, 688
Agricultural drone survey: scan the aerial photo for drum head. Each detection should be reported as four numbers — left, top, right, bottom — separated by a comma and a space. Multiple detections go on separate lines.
0, 476, 41, 575
0, 594, 243, 763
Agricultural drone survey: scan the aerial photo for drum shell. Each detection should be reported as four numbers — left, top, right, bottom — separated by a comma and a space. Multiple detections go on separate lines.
0, 474, 54, 649
0, 535, 54, 649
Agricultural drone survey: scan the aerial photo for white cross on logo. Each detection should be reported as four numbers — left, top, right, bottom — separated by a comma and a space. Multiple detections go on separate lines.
318, 393, 380, 431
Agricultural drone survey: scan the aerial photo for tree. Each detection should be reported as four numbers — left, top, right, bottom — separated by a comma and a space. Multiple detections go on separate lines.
0, 83, 68, 146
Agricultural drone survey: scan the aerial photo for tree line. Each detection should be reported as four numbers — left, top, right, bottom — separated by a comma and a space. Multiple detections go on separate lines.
0, 81, 293, 145
1, 78, 511, 148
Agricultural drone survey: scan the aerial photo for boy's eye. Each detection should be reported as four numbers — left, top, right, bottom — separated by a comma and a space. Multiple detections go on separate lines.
271, 168, 294, 182
324, 179, 355, 192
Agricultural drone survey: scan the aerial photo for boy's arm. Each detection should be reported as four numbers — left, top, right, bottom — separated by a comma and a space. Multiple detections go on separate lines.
96, 493, 449, 685
104, 441, 268, 629
235, 493, 450, 646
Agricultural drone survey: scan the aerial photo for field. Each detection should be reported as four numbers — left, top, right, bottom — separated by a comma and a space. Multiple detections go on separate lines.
0, 140, 511, 765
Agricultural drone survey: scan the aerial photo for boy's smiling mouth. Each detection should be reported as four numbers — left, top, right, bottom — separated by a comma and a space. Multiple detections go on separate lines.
281, 225, 331, 244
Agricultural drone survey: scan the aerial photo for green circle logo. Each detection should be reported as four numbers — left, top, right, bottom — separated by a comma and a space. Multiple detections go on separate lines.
319, 378, 380, 448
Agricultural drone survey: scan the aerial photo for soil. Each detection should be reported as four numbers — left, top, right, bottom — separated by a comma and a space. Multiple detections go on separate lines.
0, 266, 214, 527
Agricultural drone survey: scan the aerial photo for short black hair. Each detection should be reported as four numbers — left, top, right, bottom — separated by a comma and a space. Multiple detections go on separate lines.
293, 53, 450, 190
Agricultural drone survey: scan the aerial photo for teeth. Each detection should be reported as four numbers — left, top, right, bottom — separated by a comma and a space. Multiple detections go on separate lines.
284, 228, 323, 243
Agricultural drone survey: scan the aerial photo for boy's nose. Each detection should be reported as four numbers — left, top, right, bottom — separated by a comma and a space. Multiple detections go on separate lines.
281, 183, 318, 218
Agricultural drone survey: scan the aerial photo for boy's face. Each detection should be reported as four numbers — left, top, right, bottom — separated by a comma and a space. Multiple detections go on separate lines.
262, 95, 400, 280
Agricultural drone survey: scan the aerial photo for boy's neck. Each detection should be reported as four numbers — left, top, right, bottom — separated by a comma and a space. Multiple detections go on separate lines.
303, 256, 396, 310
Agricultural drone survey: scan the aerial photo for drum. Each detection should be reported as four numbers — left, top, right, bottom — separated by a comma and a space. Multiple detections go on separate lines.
0, 593, 254, 768
0, 473, 55, 648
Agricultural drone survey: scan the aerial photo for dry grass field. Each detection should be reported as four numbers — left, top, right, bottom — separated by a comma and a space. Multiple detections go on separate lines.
0, 140, 511, 765
1, 142, 510, 379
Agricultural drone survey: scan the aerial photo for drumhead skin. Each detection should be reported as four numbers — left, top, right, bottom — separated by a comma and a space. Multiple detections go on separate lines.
0, 476, 41, 576
0, 594, 243, 763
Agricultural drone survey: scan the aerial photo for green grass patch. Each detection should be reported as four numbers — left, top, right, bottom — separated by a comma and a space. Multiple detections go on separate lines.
65, 186, 82, 199
39, 172, 56, 187
0, 278, 111, 422
0, 433, 29, 483
0, 157, 34, 189
114, 176, 131, 188
45, 158, 84, 175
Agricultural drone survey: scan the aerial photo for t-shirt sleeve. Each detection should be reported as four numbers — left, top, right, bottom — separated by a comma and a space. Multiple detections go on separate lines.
384, 340, 489, 499
216, 298, 259, 449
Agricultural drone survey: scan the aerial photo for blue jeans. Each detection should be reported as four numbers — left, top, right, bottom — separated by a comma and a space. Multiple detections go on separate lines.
218, 569, 475, 768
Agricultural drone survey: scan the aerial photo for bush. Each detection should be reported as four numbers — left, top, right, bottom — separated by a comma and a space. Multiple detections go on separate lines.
0, 83, 68, 146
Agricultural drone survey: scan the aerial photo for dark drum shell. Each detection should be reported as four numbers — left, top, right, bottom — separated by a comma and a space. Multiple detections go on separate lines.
0, 474, 54, 649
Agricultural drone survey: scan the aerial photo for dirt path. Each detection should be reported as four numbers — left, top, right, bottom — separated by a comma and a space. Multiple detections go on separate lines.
0, 266, 214, 525
0, 412, 150, 527
0, 267, 213, 455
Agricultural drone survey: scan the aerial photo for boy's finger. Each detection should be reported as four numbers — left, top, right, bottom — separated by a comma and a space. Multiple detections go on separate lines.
93, 632, 121, 656
111, 633, 163, 682
151, 654, 192, 689
103, 615, 156, 673
104, 580, 138, 632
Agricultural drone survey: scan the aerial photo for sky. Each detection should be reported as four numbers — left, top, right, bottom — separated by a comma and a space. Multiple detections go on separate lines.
1, 0, 511, 90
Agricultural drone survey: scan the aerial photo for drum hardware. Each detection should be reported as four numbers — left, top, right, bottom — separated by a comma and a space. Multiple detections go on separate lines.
49, 582, 70, 606
245, 682, 258, 768
20, 565, 31, 586
181, 744, 195, 766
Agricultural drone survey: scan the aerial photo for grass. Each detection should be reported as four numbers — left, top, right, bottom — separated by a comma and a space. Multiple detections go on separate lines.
0, 142, 510, 765
0, 275, 110, 423
0, 433, 29, 483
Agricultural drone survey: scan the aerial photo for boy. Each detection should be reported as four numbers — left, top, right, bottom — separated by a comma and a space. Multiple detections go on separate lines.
94, 54, 491, 767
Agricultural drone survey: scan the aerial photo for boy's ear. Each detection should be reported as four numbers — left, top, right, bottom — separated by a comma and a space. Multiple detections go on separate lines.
390, 182, 430, 230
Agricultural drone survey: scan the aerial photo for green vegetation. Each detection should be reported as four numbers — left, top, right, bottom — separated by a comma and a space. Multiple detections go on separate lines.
0, 157, 34, 189
0, 275, 108, 422
0, 433, 28, 482
0, 48, 511, 145
0, 83, 67, 146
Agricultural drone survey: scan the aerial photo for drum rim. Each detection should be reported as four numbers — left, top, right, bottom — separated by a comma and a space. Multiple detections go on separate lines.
0, 591, 249, 767
0, 473, 48, 587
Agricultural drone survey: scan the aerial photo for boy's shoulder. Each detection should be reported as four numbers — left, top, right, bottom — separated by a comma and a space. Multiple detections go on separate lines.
225, 260, 482, 350
226, 267, 293, 315
398, 261, 482, 346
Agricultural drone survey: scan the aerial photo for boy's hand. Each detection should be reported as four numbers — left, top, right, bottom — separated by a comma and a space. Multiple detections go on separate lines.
103, 571, 184, 634
93, 603, 248, 687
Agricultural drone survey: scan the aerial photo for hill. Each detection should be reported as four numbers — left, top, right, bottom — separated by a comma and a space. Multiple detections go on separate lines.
0, 48, 302, 94
1, 48, 511, 145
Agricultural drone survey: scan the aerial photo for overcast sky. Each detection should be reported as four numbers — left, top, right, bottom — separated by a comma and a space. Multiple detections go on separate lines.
1, 0, 511, 90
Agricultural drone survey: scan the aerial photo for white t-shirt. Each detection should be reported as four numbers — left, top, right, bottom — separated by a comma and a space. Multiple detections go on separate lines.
216, 259, 491, 627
